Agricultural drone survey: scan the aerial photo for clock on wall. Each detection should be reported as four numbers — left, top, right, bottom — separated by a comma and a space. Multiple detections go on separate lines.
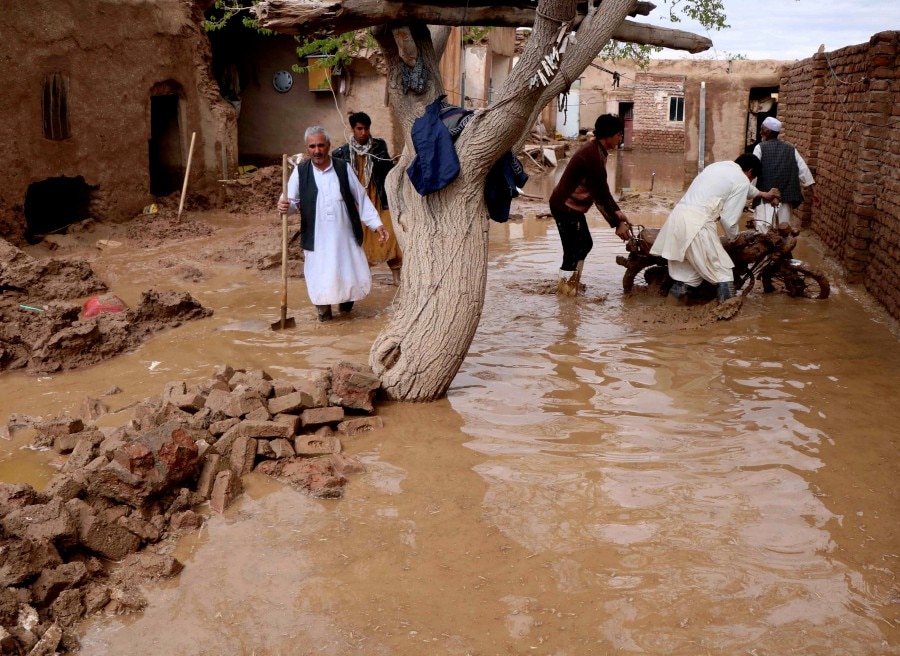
272, 70, 293, 93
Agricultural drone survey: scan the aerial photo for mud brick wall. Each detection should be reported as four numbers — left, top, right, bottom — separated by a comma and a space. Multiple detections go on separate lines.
632, 73, 686, 153
780, 31, 900, 319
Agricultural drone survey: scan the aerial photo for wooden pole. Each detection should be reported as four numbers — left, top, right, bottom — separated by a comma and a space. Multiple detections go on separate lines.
177, 131, 197, 221
279, 154, 289, 327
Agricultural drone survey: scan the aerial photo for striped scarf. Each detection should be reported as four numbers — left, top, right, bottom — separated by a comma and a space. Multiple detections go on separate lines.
348, 138, 375, 189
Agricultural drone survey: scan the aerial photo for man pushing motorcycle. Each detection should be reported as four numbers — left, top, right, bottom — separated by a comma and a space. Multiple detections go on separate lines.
650, 153, 781, 303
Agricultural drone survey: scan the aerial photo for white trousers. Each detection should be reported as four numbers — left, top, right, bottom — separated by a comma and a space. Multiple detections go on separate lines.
753, 202, 793, 233
667, 224, 734, 287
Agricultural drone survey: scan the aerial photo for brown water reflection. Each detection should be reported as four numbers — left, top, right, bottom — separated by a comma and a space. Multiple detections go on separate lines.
1, 172, 898, 654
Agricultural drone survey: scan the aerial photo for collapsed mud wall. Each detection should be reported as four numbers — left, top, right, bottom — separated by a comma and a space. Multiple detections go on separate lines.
0, 0, 236, 243
780, 31, 900, 319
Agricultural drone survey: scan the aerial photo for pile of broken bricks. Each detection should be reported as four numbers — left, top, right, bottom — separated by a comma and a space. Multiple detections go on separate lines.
0, 360, 384, 655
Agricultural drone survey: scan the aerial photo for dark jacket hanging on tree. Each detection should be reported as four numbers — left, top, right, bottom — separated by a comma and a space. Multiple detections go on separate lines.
406, 95, 528, 223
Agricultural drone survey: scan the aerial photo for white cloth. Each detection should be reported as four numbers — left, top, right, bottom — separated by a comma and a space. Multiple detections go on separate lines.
285, 159, 383, 305
650, 161, 760, 285
752, 201, 793, 234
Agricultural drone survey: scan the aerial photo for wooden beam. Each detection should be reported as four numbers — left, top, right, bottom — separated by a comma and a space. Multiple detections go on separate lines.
254, 0, 710, 53
614, 19, 711, 54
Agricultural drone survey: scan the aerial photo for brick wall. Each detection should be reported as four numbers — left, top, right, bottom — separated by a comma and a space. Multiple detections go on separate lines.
632, 73, 685, 152
780, 31, 900, 320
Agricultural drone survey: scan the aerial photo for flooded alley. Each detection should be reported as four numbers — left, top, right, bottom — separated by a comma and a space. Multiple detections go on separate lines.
1, 169, 898, 654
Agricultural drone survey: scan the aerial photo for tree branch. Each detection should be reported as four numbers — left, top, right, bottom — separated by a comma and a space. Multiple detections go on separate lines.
253, 0, 709, 53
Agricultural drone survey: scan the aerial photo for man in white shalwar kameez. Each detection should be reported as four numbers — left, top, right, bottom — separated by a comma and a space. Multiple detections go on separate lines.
650, 154, 780, 303
277, 126, 388, 321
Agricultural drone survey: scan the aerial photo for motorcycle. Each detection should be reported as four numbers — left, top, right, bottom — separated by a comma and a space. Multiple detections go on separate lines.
615, 221, 830, 300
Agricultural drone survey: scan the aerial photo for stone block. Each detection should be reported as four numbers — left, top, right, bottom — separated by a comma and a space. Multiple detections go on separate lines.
270, 438, 296, 459
210, 470, 242, 514
171, 391, 207, 413
294, 434, 341, 456
30, 562, 88, 606
61, 437, 97, 473
196, 453, 226, 499
337, 416, 384, 436
230, 435, 257, 476
169, 510, 203, 531
209, 417, 240, 436
117, 514, 161, 543
234, 420, 293, 439
1, 498, 77, 547
244, 406, 271, 422
273, 413, 300, 435
267, 390, 316, 415
300, 406, 344, 428
0, 538, 63, 587
329, 453, 366, 476
79, 397, 109, 422
212, 364, 235, 384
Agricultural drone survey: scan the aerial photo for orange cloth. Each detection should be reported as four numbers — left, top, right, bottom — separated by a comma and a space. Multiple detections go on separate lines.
355, 152, 401, 268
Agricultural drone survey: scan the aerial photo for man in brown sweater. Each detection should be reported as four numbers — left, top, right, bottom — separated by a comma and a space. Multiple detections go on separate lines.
549, 114, 631, 296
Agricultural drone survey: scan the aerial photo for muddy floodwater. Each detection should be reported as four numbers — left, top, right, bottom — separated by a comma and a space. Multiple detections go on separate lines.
2, 165, 899, 654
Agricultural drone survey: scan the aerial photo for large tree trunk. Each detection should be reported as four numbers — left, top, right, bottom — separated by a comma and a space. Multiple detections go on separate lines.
369, 0, 638, 401
368, 25, 491, 400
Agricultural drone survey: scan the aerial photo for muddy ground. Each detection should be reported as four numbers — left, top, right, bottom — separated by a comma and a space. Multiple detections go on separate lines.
0, 161, 708, 380
2, 158, 897, 655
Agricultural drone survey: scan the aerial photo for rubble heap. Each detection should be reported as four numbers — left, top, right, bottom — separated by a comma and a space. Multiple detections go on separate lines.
0, 238, 213, 374
0, 361, 383, 654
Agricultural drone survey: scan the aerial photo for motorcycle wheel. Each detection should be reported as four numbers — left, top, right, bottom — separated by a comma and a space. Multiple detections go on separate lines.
762, 263, 830, 299
622, 266, 640, 293
622, 259, 653, 292
623, 263, 669, 294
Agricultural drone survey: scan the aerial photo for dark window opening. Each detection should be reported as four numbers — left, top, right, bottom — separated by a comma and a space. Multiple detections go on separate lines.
618, 101, 634, 149
24, 177, 94, 241
149, 94, 183, 196
43, 74, 70, 141
668, 96, 684, 122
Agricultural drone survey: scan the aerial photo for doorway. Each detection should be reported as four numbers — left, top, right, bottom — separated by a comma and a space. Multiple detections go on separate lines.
746, 86, 779, 152
618, 102, 634, 149
149, 93, 183, 196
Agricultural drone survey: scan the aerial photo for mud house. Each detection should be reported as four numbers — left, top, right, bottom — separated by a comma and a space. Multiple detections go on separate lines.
579, 58, 785, 184
0, 0, 237, 243
207, 26, 399, 164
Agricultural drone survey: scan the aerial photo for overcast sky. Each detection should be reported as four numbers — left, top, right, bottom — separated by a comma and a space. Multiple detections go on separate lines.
648, 0, 900, 60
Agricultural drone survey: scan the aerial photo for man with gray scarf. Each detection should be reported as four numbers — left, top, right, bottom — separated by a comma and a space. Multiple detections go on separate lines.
751, 116, 816, 233
333, 112, 402, 285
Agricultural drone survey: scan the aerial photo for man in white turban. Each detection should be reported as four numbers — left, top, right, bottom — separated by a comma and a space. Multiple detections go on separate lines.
751, 116, 816, 233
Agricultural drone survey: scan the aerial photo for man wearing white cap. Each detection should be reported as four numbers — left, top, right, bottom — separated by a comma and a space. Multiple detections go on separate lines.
751, 116, 816, 233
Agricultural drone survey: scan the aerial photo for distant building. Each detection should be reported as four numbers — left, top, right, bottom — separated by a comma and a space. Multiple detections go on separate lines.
579, 58, 785, 184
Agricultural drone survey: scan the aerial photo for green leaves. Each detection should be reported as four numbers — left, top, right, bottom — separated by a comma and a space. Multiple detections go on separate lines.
665, 0, 729, 31
201, 0, 270, 34
293, 31, 378, 73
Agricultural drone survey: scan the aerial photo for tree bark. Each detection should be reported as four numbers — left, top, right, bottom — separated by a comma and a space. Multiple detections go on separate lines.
368, 25, 489, 400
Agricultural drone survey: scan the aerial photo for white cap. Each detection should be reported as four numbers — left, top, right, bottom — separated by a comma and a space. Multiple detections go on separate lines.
762, 116, 782, 132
